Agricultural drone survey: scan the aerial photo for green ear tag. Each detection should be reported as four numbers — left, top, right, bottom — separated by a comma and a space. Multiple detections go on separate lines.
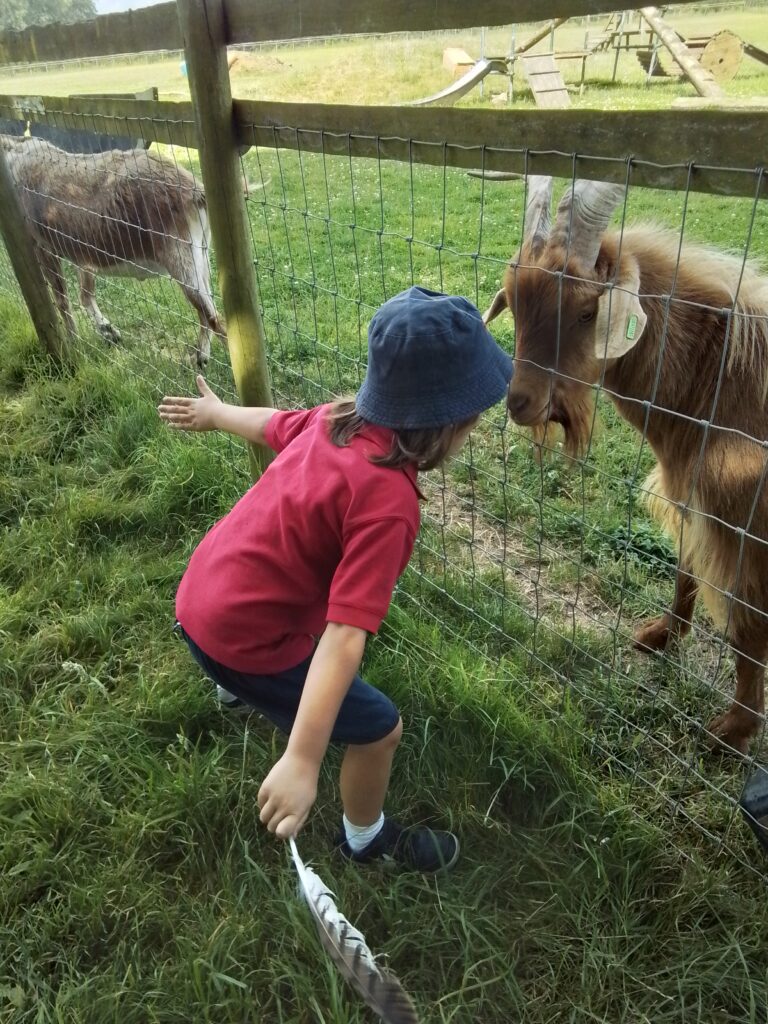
625, 314, 638, 341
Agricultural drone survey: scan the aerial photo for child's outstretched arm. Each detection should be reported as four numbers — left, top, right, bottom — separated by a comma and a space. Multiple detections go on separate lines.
257, 622, 368, 839
158, 375, 277, 445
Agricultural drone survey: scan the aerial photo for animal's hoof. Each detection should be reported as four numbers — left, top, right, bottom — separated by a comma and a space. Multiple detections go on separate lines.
633, 617, 672, 652
705, 712, 753, 756
187, 347, 209, 370
98, 323, 121, 345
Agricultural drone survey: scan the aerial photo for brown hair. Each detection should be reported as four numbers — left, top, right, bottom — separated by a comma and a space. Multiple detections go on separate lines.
326, 399, 475, 471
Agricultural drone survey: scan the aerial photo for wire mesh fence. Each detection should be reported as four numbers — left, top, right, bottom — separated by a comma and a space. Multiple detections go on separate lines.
1, 99, 767, 879
0, 227, 21, 301
0, 110, 250, 499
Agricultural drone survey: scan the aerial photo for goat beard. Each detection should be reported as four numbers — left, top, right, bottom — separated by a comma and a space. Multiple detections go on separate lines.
528, 385, 597, 462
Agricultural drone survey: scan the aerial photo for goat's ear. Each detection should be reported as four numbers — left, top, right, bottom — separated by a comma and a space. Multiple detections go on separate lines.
593, 258, 646, 360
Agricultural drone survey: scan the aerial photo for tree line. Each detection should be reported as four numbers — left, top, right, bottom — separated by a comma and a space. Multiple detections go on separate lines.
2, 0, 97, 34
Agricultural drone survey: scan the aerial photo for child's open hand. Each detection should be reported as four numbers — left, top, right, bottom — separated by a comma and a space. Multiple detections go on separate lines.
158, 375, 222, 432
258, 752, 319, 840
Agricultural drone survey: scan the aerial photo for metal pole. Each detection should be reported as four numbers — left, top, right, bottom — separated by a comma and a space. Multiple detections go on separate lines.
612, 11, 625, 82
480, 26, 486, 98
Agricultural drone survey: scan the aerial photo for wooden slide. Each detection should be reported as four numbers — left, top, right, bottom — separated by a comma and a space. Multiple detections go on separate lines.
412, 57, 507, 107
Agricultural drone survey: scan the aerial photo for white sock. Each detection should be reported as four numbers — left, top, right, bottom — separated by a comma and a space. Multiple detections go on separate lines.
343, 812, 385, 853
216, 684, 240, 705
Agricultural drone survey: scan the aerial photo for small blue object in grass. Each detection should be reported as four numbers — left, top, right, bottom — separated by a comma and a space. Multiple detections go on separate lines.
740, 764, 768, 853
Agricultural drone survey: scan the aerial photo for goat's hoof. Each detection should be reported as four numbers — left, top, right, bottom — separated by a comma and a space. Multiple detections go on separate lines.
633, 617, 672, 652
704, 712, 753, 756
98, 323, 121, 345
186, 347, 209, 370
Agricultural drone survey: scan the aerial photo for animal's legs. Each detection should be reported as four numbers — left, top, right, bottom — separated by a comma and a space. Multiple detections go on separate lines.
165, 215, 225, 368
707, 622, 766, 755
634, 562, 698, 652
78, 269, 121, 344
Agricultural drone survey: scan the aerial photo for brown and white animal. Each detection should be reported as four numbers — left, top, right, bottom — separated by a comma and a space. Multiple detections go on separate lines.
1, 135, 224, 366
485, 176, 768, 755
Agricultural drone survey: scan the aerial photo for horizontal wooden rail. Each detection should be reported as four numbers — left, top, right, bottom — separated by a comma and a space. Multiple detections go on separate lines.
0, 0, 706, 66
1, 93, 765, 199
234, 101, 768, 199
225, 0, 668, 45
0, 94, 197, 148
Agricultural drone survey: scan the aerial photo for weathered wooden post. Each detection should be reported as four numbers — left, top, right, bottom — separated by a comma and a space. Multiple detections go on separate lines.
0, 143, 67, 363
176, 0, 274, 477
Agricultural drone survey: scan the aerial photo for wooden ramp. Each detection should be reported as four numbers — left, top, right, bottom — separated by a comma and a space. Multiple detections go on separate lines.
520, 53, 571, 108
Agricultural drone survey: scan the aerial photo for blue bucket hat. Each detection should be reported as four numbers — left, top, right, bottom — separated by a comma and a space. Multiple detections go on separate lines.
356, 286, 513, 429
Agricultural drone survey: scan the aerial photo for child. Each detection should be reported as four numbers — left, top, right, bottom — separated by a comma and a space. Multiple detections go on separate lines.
158, 286, 512, 872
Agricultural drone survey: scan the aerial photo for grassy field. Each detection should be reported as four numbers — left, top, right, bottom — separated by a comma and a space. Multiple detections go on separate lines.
1, 9, 768, 107
3, 293, 768, 1024
3, 7, 768, 1023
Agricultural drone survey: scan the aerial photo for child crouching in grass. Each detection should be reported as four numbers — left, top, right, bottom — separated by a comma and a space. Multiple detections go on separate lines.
158, 286, 512, 872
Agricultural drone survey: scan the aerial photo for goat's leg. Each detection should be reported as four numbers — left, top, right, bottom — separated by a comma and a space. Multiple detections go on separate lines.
706, 623, 766, 756
180, 283, 225, 369
166, 241, 225, 368
634, 562, 698, 652
40, 251, 76, 336
482, 287, 509, 325
78, 269, 121, 345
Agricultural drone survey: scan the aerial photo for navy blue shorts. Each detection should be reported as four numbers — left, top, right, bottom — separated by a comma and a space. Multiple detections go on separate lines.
175, 624, 400, 745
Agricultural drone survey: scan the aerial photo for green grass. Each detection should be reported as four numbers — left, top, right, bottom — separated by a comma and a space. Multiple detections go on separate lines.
2, 323, 768, 1024
1, 242, 768, 1021
3, 9, 768, 1019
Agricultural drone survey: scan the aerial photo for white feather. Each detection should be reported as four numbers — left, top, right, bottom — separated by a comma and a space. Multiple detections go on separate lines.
289, 837, 419, 1024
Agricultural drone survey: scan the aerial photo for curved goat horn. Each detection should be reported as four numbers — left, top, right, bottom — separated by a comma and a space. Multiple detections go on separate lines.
551, 180, 626, 267
523, 175, 553, 257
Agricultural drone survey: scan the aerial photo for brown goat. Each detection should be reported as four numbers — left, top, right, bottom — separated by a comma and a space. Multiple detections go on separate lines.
485, 176, 768, 755
1, 135, 224, 366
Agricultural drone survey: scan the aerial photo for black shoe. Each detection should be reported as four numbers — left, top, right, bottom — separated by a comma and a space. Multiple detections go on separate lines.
336, 817, 459, 872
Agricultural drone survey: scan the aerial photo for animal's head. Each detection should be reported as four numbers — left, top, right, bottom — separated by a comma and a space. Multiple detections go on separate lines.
486, 177, 647, 457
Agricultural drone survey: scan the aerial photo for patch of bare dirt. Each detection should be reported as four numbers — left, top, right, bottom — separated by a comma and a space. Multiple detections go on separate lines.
421, 475, 618, 636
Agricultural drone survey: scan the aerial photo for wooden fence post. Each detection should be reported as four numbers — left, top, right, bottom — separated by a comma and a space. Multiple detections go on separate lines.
0, 143, 67, 363
176, 0, 274, 478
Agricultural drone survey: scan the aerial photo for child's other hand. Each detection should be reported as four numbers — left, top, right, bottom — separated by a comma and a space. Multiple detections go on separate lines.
258, 753, 319, 840
157, 375, 222, 432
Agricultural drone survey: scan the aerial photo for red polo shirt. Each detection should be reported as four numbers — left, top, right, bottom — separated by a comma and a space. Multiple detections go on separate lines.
176, 405, 421, 673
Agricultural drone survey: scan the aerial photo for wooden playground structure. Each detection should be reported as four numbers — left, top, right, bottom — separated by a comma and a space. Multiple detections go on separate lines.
414, 6, 768, 108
